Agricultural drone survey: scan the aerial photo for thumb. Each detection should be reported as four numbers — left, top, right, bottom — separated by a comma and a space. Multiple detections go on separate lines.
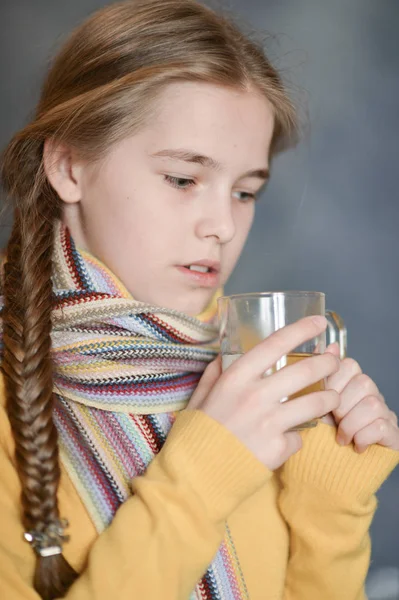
187, 355, 222, 410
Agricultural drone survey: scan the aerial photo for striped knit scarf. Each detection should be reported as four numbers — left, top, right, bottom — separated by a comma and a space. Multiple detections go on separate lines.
1, 221, 249, 600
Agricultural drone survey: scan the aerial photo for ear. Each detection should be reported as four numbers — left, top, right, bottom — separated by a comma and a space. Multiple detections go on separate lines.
43, 138, 84, 203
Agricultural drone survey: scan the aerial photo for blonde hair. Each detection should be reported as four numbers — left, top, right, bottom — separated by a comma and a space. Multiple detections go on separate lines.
0, 1, 297, 598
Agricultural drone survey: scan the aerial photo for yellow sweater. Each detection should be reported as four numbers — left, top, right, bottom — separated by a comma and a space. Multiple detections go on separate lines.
0, 376, 398, 600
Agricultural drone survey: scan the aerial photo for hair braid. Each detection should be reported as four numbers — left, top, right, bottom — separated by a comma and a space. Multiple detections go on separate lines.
1, 183, 78, 597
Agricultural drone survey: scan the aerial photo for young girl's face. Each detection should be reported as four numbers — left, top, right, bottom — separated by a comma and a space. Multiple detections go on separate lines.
61, 82, 275, 316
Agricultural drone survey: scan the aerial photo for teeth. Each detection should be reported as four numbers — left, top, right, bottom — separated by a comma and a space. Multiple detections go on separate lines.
189, 265, 210, 273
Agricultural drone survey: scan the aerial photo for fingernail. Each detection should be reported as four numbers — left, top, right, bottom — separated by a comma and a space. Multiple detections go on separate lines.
336, 435, 345, 446
312, 316, 327, 327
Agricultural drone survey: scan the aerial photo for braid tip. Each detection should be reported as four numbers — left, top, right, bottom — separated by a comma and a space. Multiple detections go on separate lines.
24, 518, 70, 558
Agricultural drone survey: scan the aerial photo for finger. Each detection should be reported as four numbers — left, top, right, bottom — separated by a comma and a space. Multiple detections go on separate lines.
334, 373, 379, 422
389, 409, 398, 426
354, 419, 399, 453
187, 356, 222, 409
254, 352, 340, 403
326, 357, 362, 394
320, 412, 336, 426
230, 315, 328, 381
336, 395, 390, 446
277, 389, 340, 432
313, 339, 327, 354
281, 431, 303, 460
325, 342, 341, 358
375, 396, 397, 426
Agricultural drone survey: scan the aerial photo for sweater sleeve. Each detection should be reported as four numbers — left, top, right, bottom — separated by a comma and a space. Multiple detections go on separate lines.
0, 407, 271, 600
279, 422, 399, 600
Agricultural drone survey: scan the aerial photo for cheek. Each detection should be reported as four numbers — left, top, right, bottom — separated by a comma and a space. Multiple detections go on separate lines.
84, 166, 164, 238
223, 204, 254, 275
236, 203, 255, 247
80, 184, 162, 269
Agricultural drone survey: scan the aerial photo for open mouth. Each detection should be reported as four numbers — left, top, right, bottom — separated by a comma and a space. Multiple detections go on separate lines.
184, 264, 215, 274
177, 263, 221, 287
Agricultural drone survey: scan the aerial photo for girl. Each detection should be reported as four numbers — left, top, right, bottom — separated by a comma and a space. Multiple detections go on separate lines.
0, 1, 398, 599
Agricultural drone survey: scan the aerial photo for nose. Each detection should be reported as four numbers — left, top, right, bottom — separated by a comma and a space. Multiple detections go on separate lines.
195, 196, 236, 244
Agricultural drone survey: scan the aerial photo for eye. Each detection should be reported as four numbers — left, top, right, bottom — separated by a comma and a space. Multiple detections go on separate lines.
164, 175, 195, 191
233, 190, 257, 202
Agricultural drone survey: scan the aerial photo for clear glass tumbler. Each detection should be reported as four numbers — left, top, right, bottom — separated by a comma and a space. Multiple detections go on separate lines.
217, 291, 347, 430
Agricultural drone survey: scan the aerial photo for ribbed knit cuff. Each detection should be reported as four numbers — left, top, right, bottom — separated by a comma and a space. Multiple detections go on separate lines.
281, 422, 399, 504
155, 409, 272, 522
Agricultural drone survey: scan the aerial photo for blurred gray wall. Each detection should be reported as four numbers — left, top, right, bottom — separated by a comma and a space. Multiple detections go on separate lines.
1, 0, 398, 586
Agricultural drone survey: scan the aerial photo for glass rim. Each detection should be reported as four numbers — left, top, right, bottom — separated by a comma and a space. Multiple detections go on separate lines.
218, 290, 325, 302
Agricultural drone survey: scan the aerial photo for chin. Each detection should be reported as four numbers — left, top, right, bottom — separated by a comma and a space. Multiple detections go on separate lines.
131, 284, 218, 318
164, 288, 216, 318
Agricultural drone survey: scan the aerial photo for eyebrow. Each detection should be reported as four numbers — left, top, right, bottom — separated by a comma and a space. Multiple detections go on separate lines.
150, 148, 270, 181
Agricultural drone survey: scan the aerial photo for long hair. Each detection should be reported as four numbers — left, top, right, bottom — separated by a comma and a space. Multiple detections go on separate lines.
0, 1, 297, 597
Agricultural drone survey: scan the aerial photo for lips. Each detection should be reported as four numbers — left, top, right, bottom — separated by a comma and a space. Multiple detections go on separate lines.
176, 259, 221, 288
184, 259, 221, 273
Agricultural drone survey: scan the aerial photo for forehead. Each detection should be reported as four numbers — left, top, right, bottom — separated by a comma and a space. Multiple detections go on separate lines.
144, 81, 275, 167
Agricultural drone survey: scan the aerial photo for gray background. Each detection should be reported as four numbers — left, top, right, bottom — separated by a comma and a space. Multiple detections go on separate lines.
1, 0, 398, 589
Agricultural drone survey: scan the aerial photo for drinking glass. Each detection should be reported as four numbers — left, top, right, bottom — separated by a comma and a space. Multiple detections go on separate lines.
217, 291, 347, 430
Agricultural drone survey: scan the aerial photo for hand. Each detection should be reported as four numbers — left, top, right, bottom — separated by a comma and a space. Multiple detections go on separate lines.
323, 343, 399, 453
187, 316, 341, 471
